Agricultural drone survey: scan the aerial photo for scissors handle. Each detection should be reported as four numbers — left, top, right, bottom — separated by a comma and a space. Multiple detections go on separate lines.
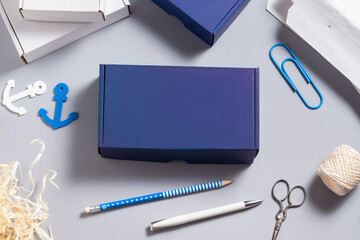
272, 179, 306, 221
272, 179, 290, 203
271, 179, 306, 240
286, 185, 306, 209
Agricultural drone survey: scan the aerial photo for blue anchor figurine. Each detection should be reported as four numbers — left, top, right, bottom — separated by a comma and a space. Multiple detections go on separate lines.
39, 83, 78, 129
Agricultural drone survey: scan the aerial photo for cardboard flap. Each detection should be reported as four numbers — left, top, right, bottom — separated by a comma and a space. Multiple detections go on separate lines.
20, 0, 107, 22
99, 0, 105, 20
122, 0, 132, 14
266, 0, 294, 23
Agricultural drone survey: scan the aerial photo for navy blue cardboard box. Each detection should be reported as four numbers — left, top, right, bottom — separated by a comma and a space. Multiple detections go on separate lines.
98, 65, 259, 164
150, 0, 251, 46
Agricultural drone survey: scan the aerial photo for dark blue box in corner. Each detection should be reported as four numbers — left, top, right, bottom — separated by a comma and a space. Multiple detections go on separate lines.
98, 64, 259, 164
150, 0, 251, 46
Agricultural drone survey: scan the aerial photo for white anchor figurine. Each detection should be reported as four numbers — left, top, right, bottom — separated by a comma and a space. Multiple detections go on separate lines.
2, 79, 46, 115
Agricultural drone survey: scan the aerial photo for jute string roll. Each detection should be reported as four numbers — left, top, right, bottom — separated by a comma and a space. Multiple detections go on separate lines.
318, 145, 360, 196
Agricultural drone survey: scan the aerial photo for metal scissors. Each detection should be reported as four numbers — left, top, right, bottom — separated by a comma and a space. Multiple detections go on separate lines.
271, 179, 306, 240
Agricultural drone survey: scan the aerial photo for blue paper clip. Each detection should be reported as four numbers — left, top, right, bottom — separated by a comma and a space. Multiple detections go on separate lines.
269, 43, 323, 110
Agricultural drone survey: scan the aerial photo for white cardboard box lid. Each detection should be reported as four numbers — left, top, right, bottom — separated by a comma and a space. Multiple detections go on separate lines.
0, 0, 131, 63
19, 0, 109, 22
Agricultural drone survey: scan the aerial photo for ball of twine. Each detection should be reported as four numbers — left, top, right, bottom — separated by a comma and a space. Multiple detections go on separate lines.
318, 144, 360, 196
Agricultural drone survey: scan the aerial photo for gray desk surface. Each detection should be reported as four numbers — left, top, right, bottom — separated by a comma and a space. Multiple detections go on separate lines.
0, 0, 359, 239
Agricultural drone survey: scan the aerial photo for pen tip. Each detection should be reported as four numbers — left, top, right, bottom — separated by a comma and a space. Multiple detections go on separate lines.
244, 200, 264, 208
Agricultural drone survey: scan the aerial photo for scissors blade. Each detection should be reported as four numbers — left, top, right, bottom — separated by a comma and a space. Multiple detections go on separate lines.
272, 219, 283, 240
272, 228, 280, 240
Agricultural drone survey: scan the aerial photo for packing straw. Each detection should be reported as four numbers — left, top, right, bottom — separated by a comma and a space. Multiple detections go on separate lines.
318, 145, 360, 196
0, 139, 58, 240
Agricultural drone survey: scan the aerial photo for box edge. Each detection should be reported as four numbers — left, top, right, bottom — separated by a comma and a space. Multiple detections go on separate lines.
98, 64, 106, 155
19, 4, 130, 62
0, 0, 26, 64
212, 0, 251, 45
151, 0, 213, 45
254, 68, 260, 154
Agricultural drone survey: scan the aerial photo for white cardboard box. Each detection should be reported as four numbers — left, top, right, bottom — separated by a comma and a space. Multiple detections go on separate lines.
19, 0, 118, 22
0, 0, 131, 63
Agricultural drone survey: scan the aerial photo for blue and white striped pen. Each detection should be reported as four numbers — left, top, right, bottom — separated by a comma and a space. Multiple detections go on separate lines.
85, 180, 232, 213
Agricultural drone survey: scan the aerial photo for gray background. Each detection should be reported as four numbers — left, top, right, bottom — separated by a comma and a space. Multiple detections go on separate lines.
0, 0, 359, 239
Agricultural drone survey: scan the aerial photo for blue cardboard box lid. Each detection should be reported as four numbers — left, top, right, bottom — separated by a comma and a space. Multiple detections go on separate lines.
99, 64, 259, 164
151, 0, 251, 45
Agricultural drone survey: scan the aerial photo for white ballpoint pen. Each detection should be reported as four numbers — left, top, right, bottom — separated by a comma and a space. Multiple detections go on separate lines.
150, 200, 263, 231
